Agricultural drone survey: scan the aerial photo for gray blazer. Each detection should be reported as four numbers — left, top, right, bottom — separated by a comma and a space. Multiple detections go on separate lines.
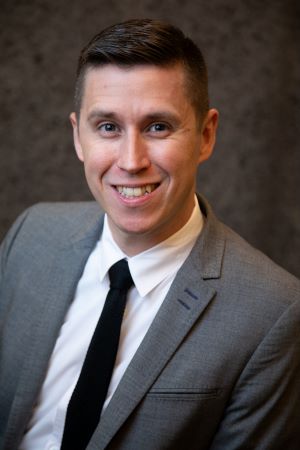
1, 196, 300, 450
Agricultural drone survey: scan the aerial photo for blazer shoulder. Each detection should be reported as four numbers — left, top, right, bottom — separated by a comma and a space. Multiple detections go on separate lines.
12, 201, 101, 230
194, 195, 299, 299
220, 221, 300, 303
25, 201, 102, 223
0, 202, 103, 271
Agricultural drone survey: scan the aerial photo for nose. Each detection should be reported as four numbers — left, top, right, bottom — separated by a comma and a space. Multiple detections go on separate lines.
117, 131, 151, 173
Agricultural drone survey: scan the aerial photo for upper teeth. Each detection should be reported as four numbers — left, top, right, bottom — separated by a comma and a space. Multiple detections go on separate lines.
116, 184, 156, 198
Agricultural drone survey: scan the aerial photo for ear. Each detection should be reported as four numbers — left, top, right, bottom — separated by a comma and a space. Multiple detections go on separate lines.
70, 112, 84, 162
197, 108, 219, 164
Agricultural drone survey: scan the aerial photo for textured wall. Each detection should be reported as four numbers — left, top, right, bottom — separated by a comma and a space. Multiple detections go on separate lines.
1, 0, 299, 277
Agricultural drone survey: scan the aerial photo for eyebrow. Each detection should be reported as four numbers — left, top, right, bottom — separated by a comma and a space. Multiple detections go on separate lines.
143, 112, 180, 124
87, 109, 180, 125
87, 110, 118, 122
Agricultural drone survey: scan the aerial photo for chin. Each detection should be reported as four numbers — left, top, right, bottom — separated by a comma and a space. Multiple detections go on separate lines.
118, 222, 155, 236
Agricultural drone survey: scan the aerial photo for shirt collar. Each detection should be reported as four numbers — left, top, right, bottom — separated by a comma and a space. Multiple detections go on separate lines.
98, 195, 203, 297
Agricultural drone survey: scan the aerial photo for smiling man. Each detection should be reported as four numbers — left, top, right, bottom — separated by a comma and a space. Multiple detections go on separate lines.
71, 63, 217, 254
1, 19, 300, 450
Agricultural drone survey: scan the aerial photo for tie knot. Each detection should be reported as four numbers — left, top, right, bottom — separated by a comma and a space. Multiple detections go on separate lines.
109, 259, 133, 291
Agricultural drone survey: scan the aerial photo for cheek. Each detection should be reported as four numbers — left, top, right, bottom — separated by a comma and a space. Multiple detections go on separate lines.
156, 146, 199, 177
83, 150, 114, 177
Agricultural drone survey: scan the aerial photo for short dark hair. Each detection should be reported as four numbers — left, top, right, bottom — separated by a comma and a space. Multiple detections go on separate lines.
75, 19, 209, 120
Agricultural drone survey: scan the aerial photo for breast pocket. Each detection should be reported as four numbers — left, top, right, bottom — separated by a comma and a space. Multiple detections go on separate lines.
120, 385, 226, 450
147, 386, 222, 401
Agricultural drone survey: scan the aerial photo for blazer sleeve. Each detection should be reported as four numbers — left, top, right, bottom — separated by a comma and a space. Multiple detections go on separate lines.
209, 297, 300, 450
0, 208, 31, 302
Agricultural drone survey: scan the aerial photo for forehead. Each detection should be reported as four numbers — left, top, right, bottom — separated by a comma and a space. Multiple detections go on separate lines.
79, 63, 192, 113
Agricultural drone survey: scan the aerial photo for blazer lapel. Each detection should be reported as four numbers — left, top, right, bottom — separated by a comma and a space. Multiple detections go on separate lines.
91, 196, 226, 449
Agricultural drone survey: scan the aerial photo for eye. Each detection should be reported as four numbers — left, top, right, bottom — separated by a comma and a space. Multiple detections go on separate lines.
147, 122, 171, 137
98, 122, 120, 136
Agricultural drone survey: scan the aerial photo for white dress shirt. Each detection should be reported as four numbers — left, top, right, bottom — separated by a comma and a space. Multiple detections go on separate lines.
20, 197, 203, 450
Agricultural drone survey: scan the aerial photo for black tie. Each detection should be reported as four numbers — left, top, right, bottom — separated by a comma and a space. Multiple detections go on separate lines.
61, 259, 133, 450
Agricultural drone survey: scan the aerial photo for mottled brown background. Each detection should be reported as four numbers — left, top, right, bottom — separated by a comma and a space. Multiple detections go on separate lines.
1, 0, 299, 277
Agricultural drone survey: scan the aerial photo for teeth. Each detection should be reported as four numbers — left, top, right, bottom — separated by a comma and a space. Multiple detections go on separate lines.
133, 187, 144, 196
145, 185, 153, 193
116, 184, 156, 198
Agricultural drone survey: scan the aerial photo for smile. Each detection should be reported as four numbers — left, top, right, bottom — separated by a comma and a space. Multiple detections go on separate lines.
116, 184, 158, 198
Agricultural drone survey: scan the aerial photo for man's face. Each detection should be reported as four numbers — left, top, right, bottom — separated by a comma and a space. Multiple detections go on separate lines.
71, 64, 218, 255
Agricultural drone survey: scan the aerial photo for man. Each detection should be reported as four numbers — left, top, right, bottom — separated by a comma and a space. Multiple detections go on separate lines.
0, 19, 300, 450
